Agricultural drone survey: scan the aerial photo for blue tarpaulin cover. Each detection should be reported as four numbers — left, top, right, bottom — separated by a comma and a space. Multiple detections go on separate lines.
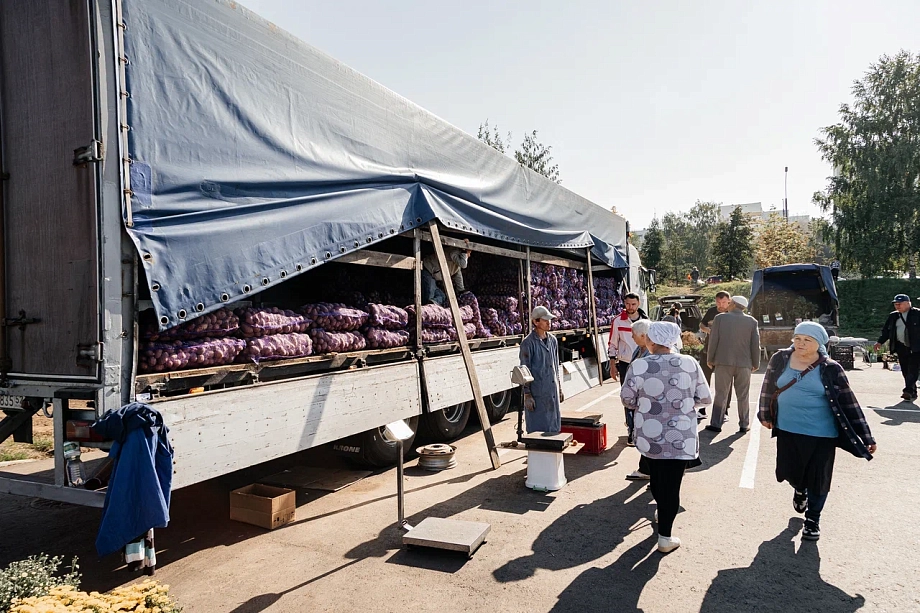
121, 0, 629, 329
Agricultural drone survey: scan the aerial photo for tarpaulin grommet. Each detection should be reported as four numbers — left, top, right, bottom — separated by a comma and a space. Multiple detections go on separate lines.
159, 316, 169, 326
177, 309, 187, 319
295, 264, 304, 272
366, 237, 372, 244
310, 258, 317, 265
280, 270, 287, 279
354, 241, 360, 248
416, 218, 422, 223
339, 247, 346, 254
151, 283, 160, 292
243, 284, 251, 293
220, 293, 230, 302
195, 303, 205, 312
142, 253, 152, 262
389, 229, 395, 234
325, 252, 332, 259
378, 233, 384, 238
261, 277, 270, 286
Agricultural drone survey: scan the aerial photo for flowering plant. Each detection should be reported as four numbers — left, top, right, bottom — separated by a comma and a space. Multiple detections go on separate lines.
10, 580, 181, 613
0, 555, 80, 612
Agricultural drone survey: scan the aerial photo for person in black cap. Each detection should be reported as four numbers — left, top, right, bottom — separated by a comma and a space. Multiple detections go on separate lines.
874, 294, 920, 401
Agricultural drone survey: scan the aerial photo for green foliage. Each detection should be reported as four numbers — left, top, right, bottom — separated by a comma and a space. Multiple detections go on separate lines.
656, 201, 722, 282
514, 130, 561, 183
0, 554, 80, 612
0, 447, 29, 462
837, 278, 920, 338
711, 206, 755, 279
30, 437, 54, 455
813, 50, 920, 277
639, 218, 663, 272
659, 212, 691, 283
651, 281, 752, 312
477, 120, 510, 154
754, 213, 813, 268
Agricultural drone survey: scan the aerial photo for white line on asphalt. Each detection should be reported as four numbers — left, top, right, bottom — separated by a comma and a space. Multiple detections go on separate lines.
739, 402, 761, 489
575, 386, 621, 412
868, 407, 920, 412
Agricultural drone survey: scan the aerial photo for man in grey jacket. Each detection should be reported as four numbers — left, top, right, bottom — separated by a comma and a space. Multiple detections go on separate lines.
706, 295, 761, 434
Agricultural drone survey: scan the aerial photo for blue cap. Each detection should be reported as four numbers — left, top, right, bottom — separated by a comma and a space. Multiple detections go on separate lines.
894, 294, 911, 303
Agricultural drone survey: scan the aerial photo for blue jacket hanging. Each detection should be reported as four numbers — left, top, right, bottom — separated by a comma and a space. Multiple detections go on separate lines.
92, 402, 174, 558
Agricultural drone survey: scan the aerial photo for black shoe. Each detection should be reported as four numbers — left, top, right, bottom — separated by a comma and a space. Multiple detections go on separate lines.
704, 425, 722, 433
802, 519, 820, 541
698, 408, 707, 417
793, 490, 807, 514
902, 392, 913, 401
738, 427, 750, 434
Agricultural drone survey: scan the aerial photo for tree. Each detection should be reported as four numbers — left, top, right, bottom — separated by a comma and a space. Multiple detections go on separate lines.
514, 130, 561, 183
659, 212, 692, 283
683, 200, 722, 275
711, 206, 754, 279
477, 120, 510, 154
813, 50, 920, 277
754, 213, 813, 268
639, 218, 663, 273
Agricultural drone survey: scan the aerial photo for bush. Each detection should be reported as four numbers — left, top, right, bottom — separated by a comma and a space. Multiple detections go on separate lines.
0, 555, 80, 612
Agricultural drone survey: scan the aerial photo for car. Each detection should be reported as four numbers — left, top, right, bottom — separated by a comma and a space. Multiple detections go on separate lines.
705, 275, 723, 284
650, 294, 704, 332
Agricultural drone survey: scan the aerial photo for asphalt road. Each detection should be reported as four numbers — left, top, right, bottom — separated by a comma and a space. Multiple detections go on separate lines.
1, 362, 918, 613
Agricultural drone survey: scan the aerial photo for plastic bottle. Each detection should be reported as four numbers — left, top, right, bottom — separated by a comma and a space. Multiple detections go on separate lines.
63, 441, 86, 487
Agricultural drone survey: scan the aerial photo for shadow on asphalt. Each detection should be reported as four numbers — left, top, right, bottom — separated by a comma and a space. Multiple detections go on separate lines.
696, 430, 745, 471
699, 518, 866, 613
224, 558, 362, 613
871, 400, 920, 426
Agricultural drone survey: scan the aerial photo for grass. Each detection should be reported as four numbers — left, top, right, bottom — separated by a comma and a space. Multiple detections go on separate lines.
30, 436, 54, 455
0, 446, 30, 462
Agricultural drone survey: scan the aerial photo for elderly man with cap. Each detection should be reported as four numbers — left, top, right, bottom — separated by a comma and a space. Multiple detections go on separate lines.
874, 294, 920, 401
621, 321, 712, 553
706, 295, 761, 434
519, 306, 563, 434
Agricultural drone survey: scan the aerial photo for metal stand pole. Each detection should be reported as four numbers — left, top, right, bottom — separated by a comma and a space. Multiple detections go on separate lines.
397, 438, 412, 531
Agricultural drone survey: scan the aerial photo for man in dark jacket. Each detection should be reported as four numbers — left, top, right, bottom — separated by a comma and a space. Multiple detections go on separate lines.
875, 294, 920, 401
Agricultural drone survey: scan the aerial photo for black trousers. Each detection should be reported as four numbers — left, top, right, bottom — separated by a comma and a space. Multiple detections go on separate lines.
646, 458, 688, 537
895, 346, 920, 397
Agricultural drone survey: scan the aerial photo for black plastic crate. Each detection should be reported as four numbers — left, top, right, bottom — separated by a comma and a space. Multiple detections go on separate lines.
830, 345, 855, 369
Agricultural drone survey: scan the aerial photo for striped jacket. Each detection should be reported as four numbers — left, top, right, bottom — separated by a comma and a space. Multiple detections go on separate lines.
757, 348, 876, 460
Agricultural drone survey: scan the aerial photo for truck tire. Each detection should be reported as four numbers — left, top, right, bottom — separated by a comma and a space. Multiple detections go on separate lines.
335, 416, 420, 468
484, 389, 513, 423
419, 401, 472, 442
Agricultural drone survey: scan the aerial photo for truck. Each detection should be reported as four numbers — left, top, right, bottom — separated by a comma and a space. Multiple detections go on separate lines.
0, 0, 644, 508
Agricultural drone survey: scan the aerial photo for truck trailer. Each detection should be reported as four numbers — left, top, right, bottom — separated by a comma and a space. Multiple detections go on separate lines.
0, 0, 643, 508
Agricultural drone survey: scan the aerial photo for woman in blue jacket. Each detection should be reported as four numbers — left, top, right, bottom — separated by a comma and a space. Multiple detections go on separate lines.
519, 306, 562, 434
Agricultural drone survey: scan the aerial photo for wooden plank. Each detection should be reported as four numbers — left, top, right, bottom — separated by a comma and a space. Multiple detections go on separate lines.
528, 252, 586, 270
585, 248, 603, 387
424, 347, 520, 411
157, 361, 421, 489
428, 222, 500, 469
417, 230, 526, 260
335, 250, 415, 270
413, 230, 423, 353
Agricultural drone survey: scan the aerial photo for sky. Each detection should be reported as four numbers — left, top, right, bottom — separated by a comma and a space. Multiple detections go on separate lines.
242, 0, 919, 230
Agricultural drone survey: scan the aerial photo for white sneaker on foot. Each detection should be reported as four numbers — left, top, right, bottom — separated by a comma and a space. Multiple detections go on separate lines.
657, 535, 681, 553
626, 470, 650, 480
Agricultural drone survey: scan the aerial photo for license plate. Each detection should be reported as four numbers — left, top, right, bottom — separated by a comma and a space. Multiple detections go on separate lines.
0, 394, 24, 410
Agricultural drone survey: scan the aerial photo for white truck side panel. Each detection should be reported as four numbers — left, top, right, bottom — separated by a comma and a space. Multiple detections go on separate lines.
560, 358, 601, 399
423, 347, 520, 411
158, 362, 421, 489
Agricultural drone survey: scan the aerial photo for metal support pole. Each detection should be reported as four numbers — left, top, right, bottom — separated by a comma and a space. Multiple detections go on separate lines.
428, 222, 500, 469
397, 438, 411, 530
585, 248, 603, 387
525, 247, 533, 334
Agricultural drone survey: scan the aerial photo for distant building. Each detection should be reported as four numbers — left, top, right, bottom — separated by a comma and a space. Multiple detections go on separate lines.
721, 202, 811, 232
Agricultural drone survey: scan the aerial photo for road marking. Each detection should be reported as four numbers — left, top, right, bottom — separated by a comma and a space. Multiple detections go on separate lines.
574, 386, 621, 412
868, 407, 920, 413
739, 402, 761, 489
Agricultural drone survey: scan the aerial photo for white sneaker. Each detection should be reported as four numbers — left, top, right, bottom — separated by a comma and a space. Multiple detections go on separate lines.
657, 535, 681, 553
626, 470, 650, 480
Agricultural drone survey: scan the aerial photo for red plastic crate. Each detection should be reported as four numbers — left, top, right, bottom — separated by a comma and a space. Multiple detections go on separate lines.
559, 423, 607, 455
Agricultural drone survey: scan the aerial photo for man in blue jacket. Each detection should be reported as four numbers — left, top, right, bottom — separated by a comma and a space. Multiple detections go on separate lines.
875, 294, 920, 401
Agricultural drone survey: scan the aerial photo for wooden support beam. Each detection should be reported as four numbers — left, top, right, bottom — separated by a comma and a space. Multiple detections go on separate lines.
416, 230, 526, 260
585, 248, 603, 387
528, 252, 586, 270
335, 250, 415, 270
413, 230, 423, 354
525, 247, 533, 335
428, 221, 501, 470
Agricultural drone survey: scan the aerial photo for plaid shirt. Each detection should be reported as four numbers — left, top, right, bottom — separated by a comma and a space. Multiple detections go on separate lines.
758, 349, 876, 460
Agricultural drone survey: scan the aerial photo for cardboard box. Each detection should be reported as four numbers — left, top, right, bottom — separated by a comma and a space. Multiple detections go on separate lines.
230, 484, 296, 530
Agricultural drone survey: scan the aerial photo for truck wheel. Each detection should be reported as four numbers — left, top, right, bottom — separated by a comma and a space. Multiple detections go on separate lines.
336, 416, 420, 468
484, 390, 513, 423
419, 401, 472, 442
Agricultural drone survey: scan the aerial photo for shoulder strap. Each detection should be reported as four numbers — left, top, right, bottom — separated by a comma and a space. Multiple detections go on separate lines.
775, 356, 826, 396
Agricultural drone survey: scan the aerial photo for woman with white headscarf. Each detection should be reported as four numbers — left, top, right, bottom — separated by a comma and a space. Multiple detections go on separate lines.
758, 321, 876, 542
620, 321, 712, 553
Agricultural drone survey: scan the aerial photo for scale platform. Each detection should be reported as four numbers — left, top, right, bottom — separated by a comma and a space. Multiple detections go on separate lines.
519, 431, 574, 451
403, 517, 491, 557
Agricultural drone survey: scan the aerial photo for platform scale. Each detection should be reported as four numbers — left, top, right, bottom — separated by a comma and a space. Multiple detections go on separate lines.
383, 420, 491, 557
